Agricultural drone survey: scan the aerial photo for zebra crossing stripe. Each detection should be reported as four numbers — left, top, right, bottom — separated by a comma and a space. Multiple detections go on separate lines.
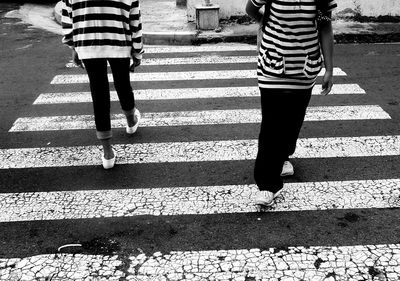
1, 244, 399, 279
141, 56, 258, 65
50, 68, 347, 84
9, 106, 391, 132
88, 244, 400, 279
33, 84, 366, 104
33, 87, 259, 104
0, 179, 398, 222
144, 44, 257, 53
68, 56, 258, 67
0, 136, 399, 169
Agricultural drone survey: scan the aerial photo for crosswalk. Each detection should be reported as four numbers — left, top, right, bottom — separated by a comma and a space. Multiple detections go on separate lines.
1, 43, 399, 280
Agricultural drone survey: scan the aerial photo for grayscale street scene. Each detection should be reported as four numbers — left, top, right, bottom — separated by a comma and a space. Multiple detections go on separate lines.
0, 0, 399, 280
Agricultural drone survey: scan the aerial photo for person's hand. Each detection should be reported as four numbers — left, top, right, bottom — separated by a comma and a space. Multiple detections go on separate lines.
321, 70, 333, 95
72, 48, 84, 69
132, 57, 141, 67
130, 57, 141, 72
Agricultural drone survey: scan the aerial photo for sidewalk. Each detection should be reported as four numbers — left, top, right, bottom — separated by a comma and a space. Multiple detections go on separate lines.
52, 0, 400, 45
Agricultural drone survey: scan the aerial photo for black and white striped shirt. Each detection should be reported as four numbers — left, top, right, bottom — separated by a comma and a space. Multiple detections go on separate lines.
62, 0, 143, 60
252, 0, 337, 89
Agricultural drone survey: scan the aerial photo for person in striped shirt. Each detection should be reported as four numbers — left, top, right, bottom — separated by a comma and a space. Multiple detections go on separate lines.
61, 0, 143, 169
246, 0, 337, 206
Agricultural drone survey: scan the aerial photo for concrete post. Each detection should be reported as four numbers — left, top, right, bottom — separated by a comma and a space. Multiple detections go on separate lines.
176, 0, 187, 6
195, 4, 220, 30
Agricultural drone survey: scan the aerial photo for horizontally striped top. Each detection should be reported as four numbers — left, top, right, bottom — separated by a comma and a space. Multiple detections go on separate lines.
61, 0, 143, 60
251, 0, 337, 89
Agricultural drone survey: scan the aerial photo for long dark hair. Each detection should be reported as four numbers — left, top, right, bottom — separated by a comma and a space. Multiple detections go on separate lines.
316, 0, 330, 14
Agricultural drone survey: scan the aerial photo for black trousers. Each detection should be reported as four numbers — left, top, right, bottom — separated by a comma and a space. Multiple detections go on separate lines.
83, 58, 135, 140
254, 87, 312, 192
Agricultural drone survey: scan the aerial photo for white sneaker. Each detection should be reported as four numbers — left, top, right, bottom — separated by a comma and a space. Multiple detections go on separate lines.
255, 189, 282, 206
102, 150, 116, 169
280, 160, 294, 177
126, 108, 141, 135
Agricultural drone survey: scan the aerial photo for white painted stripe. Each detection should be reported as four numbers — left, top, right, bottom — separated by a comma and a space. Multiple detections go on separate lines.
0, 254, 125, 279
115, 244, 400, 279
144, 44, 256, 53
33, 87, 259, 104
0, 136, 399, 169
69, 56, 257, 67
141, 56, 258, 65
50, 70, 254, 84
69, 56, 257, 68
9, 106, 391, 132
50, 68, 347, 84
33, 84, 366, 104
1, 180, 399, 222
312, 83, 366, 95
1, 244, 399, 280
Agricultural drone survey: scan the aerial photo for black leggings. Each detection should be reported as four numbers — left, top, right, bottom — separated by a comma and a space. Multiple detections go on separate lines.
83, 58, 135, 140
254, 88, 312, 192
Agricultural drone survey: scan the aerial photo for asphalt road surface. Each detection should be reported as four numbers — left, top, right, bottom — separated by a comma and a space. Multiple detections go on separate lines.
0, 3, 400, 280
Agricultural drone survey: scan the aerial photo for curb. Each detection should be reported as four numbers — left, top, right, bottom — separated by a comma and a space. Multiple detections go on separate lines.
194, 33, 400, 45
333, 33, 400, 44
143, 31, 198, 45
195, 33, 257, 45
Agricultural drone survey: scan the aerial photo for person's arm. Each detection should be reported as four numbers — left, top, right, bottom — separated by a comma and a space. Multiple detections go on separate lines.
319, 14, 334, 95
130, 0, 144, 68
61, 0, 83, 68
245, 0, 264, 23
61, 0, 73, 48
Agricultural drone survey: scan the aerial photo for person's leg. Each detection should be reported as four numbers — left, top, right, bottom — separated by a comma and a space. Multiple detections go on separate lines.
283, 88, 313, 158
83, 58, 114, 160
108, 58, 138, 127
254, 88, 288, 193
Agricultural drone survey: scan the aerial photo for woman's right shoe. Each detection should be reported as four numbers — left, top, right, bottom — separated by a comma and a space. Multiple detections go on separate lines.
255, 189, 283, 206
102, 150, 116, 169
126, 108, 141, 134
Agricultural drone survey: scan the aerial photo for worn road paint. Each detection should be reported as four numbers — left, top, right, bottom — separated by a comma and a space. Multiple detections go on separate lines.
0, 136, 399, 169
0, 180, 399, 222
9, 106, 391, 132
33, 84, 366, 104
0, 244, 399, 280
50, 68, 347, 84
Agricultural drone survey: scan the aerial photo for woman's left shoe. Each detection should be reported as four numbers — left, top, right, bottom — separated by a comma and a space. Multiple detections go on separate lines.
126, 108, 141, 134
102, 150, 116, 169
280, 160, 294, 177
